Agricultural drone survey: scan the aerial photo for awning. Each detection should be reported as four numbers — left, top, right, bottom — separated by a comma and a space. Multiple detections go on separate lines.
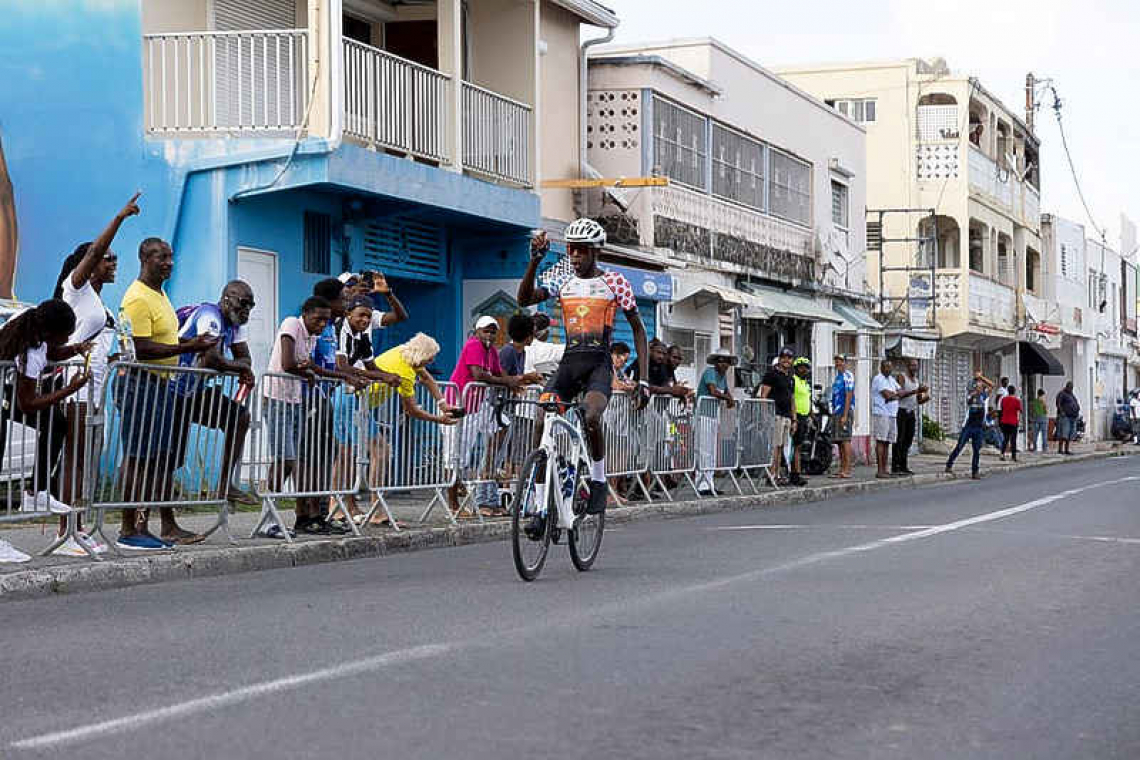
833, 303, 883, 332
886, 334, 940, 359
743, 288, 843, 324
1019, 341, 1065, 376
673, 280, 747, 309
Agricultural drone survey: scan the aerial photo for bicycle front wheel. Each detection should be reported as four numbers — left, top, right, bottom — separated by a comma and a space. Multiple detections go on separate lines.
511, 449, 553, 582
568, 466, 605, 572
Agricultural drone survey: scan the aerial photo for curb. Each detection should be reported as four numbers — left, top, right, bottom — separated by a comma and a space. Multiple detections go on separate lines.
1, 449, 1129, 601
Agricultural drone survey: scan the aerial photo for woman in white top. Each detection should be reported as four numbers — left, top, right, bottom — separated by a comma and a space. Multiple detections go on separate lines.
0, 301, 93, 562
49, 193, 138, 553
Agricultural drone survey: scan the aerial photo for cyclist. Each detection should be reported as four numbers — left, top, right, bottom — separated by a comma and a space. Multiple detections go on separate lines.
517, 219, 649, 518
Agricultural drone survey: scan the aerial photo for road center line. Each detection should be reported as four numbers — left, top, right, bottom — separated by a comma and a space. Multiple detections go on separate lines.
13, 474, 1136, 752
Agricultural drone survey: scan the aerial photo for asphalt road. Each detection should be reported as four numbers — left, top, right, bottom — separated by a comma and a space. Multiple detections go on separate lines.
2, 456, 1139, 759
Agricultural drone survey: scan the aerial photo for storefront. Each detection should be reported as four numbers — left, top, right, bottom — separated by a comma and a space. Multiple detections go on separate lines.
601, 262, 672, 350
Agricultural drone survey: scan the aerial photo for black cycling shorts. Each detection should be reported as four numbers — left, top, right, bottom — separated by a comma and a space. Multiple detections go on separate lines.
544, 352, 613, 402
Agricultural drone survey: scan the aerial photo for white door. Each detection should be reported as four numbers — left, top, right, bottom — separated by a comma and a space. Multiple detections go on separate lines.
237, 247, 278, 380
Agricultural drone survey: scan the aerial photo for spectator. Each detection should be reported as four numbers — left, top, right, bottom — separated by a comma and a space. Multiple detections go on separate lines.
829, 354, 855, 479
999, 385, 1022, 462
362, 333, 459, 527
625, 339, 685, 498
499, 313, 541, 386
891, 359, 928, 475
790, 357, 812, 486
1055, 381, 1080, 455
52, 192, 139, 550
0, 301, 92, 562
870, 359, 900, 479
610, 342, 636, 393
173, 280, 258, 505
945, 368, 994, 479
523, 312, 564, 381
1027, 388, 1048, 452
1130, 390, 1140, 445
447, 316, 524, 519
329, 293, 400, 525
694, 348, 736, 495
757, 347, 795, 484
631, 339, 688, 398
338, 270, 409, 330
116, 237, 218, 549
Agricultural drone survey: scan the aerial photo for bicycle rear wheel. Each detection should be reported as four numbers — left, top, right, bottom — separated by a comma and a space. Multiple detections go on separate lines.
568, 466, 604, 572
511, 450, 553, 581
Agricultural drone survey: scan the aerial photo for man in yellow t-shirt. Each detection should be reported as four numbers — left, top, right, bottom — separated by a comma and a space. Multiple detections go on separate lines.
114, 237, 216, 550
790, 357, 813, 486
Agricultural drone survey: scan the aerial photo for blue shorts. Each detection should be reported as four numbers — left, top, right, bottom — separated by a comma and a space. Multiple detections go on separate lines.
263, 400, 301, 460
1056, 415, 1075, 440
113, 372, 179, 458
332, 388, 390, 444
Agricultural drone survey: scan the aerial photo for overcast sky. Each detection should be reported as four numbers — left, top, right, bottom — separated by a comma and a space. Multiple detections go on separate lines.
603, 0, 1139, 253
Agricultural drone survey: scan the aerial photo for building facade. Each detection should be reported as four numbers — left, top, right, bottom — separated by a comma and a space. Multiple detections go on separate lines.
778, 59, 1051, 434
584, 39, 875, 440
0, 0, 619, 375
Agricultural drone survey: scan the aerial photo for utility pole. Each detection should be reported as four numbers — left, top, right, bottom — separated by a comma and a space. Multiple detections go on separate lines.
1025, 72, 1035, 133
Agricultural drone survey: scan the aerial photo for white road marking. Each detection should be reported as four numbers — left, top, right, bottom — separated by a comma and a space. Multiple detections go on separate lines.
12, 474, 1137, 752
708, 524, 937, 531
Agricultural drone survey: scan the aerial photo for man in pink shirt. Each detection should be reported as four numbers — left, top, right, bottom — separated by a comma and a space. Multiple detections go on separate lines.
447, 316, 527, 517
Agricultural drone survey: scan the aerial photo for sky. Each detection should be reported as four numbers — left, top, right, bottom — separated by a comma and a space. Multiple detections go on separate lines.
602, 0, 1140, 254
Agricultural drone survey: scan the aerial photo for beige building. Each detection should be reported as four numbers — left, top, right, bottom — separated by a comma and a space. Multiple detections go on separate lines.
586, 39, 873, 422
778, 58, 1047, 432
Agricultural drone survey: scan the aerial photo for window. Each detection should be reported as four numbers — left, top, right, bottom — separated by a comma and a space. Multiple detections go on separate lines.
831, 98, 877, 124
712, 124, 764, 210
653, 96, 708, 190
769, 150, 812, 226
831, 180, 849, 229
303, 211, 331, 274
662, 327, 713, 368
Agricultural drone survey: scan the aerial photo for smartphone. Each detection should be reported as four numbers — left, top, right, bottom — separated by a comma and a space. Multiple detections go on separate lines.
444, 407, 467, 419
83, 351, 92, 374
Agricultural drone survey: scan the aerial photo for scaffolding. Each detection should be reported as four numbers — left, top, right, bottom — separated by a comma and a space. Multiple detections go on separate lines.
867, 207, 939, 330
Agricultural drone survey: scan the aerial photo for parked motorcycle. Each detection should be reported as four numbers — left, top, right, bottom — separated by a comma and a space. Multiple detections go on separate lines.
1110, 401, 1132, 442
799, 384, 833, 476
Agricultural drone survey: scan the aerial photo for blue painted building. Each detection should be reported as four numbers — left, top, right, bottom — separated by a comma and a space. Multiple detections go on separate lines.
0, 0, 622, 374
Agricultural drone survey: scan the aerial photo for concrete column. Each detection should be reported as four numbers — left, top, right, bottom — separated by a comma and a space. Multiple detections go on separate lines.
438, 0, 463, 171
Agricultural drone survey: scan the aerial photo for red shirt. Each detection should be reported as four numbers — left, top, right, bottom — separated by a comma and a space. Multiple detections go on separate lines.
1000, 395, 1022, 426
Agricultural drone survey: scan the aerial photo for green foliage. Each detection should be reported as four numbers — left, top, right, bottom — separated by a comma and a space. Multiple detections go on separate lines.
922, 413, 945, 442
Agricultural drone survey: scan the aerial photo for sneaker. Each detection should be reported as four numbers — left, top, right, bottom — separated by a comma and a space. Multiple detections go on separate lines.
77, 533, 108, 555
0, 538, 31, 563
788, 476, 808, 487
115, 533, 168, 551
51, 536, 90, 557
21, 490, 72, 515
586, 480, 607, 515
259, 524, 294, 540
944, 465, 953, 474
295, 518, 331, 536
317, 517, 350, 535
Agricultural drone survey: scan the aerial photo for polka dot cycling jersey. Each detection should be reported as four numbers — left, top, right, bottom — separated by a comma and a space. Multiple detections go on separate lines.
541, 269, 636, 354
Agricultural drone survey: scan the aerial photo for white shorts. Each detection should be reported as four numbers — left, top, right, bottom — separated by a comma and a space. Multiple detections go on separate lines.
772, 416, 792, 449
872, 414, 897, 443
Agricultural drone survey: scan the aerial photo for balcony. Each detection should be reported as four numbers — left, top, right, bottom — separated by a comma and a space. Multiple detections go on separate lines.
968, 145, 1013, 209
142, 29, 534, 188
968, 272, 1016, 331
647, 183, 815, 284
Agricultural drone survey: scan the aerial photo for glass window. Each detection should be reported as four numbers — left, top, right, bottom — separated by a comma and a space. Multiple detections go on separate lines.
851, 100, 864, 123
769, 150, 812, 226
864, 100, 876, 122
831, 180, 849, 229
712, 124, 764, 210
837, 101, 849, 117
653, 96, 708, 190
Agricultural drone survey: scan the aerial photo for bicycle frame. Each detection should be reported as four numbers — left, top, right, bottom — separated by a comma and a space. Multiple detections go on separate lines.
536, 407, 590, 530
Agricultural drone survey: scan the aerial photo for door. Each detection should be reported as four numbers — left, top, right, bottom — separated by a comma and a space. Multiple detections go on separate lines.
237, 247, 278, 380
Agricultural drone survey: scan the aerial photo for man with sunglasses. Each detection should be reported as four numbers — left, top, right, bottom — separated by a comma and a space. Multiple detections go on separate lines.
171, 280, 258, 504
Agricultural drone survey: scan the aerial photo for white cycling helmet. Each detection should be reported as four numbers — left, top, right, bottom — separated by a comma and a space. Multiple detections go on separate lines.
564, 218, 606, 248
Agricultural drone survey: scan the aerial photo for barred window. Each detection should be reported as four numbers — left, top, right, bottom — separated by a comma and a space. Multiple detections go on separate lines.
831, 180, 849, 229
303, 211, 331, 274
769, 150, 812, 226
653, 96, 707, 190
711, 123, 764, 210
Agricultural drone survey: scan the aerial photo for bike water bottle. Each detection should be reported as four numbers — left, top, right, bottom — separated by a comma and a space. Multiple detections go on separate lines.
562, 463, 576, 500
117, 309, 137, 364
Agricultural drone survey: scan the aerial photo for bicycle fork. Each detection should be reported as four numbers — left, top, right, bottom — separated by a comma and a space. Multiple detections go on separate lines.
549, 459, 578, 531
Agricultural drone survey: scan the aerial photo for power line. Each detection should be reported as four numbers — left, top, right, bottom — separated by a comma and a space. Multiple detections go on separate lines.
1049, 85, 1106, 242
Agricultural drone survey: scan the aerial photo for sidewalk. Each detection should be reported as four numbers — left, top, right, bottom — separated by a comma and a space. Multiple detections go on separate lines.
1, 441, 1131, 600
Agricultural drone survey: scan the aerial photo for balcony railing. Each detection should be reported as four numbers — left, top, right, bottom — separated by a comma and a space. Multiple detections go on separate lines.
143, 30, 308, 134
342, 39, 450, 163
461, 82, 532, 187
968, 272, 1016, 330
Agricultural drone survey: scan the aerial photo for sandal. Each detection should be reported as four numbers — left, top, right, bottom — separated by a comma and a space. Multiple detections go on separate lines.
369, 517, 404, 529
479, 505, 509, 518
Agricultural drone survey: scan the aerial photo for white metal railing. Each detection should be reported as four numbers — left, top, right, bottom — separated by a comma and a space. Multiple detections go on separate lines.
968, 144, 1013, 208
968, 272, 1016, 329
144, 30, 309, 134
342, 39, 450, 163
462, 81, 532, 187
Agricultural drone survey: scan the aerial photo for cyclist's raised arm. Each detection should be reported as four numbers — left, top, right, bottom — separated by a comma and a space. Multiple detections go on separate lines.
517, 233, 550, 307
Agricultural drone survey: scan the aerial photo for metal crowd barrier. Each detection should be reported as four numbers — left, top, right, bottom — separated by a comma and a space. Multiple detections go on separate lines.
737, 398, 776, 492
86, 361, 252, 550
247, 372, 367, 542
646, 394, 698, 499
0, 361, 94, 558
358, 380, 459, 528
603, 390, 650, 502
693, 396, 744, 497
